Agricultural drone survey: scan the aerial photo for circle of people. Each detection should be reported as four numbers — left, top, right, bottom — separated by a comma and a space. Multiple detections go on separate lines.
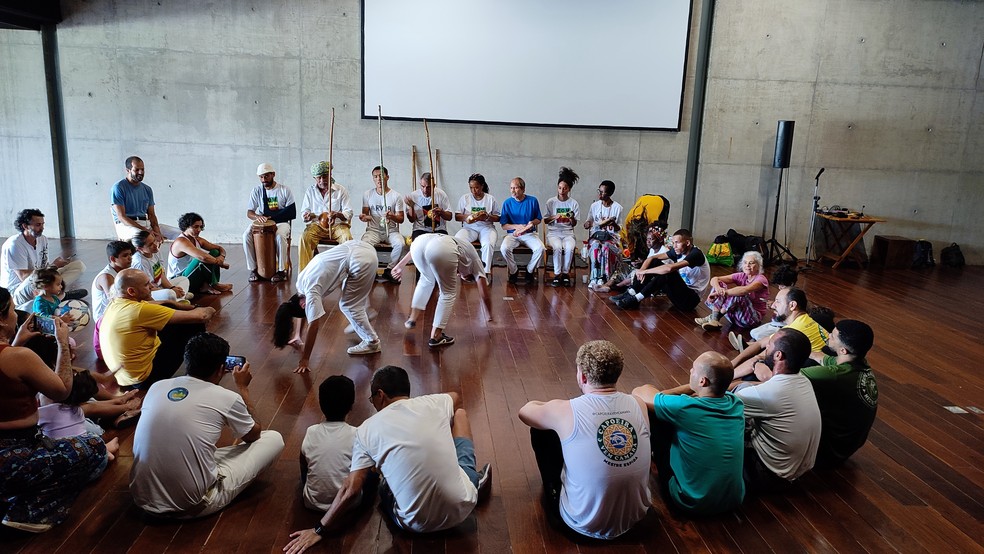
0, 156, 878, 549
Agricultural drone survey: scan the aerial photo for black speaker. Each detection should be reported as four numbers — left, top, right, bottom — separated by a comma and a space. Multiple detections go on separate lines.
773, 120, 795, 169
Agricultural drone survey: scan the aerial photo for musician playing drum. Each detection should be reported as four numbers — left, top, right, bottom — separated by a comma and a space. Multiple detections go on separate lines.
243, 163, 296, 283
298, 161, 353, 271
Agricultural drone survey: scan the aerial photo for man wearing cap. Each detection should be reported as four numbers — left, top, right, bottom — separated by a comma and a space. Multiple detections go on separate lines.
243, 163, 296, 283
298, 161, 353, 271
111, 155, 181, 242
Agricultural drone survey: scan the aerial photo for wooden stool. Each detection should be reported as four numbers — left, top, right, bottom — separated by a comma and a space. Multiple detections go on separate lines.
870, 235, 915, 268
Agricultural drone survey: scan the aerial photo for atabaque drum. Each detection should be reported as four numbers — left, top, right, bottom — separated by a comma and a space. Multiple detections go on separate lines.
252, 220, 277, 279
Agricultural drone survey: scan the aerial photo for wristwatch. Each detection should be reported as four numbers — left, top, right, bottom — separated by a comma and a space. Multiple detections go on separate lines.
313, 524, 325, 536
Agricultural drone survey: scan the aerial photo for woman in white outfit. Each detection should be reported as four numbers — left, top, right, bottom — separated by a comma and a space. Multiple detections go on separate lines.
391, 234, 492, 348
543, 167, 580, 287
454, 173, 500, 274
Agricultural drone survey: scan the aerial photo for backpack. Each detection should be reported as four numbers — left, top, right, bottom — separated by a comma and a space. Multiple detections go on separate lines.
706, 235, 734, 266
912, 240, 935, 269
940, 243, 965, 268
725, 229, 765, 266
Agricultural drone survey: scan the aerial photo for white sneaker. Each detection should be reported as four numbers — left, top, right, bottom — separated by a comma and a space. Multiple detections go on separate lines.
347, 340, 381, 355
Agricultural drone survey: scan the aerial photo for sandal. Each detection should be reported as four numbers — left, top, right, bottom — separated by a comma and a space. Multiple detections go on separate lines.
248, 270, 260, 283
270, 271, 287, 283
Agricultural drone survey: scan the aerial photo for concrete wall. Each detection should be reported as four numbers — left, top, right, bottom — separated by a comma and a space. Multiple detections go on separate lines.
1, 0, 981, 264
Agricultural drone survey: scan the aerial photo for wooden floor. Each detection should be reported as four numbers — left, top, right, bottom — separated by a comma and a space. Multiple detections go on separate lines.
5, 239, 983, 553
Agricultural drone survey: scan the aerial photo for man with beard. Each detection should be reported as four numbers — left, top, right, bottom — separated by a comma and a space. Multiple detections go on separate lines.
1, 208, 87, 306
298, 161, 353, 271
405, 172, 452, 239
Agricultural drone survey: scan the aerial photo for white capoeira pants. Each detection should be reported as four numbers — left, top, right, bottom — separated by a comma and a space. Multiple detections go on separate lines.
11, 259, 87, 307
454, 226, 497, 273
546, 233, 576, 274
299, 240, 380, 343
361, 226, 405, 269
149, 276, 192, 302
500, 233, 544, 274
114, 220, 181, 242
242, 222, 291, 272
410, 235, 461, 330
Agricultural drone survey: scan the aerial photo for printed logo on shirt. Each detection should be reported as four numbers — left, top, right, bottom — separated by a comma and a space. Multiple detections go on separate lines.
167, 387, 189, 402
596, 417, 639, 466
266, 196, 280, 211
152, 261, 163, 283
554, 207, 572, 225
857, 370, 878, 408
470, 207, 487, 214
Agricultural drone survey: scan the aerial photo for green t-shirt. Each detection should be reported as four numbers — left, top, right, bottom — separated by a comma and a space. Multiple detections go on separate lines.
651, 393, 745, 515
801, 355, 878, 467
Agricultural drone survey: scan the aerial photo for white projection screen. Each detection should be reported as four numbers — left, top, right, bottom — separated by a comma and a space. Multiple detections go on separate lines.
362, 0, 693, 130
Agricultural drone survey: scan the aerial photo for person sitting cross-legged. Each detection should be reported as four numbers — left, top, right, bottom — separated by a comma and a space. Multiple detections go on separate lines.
694, 250, 769, 331
519, 340, 651, 539
612, 228, 710, 311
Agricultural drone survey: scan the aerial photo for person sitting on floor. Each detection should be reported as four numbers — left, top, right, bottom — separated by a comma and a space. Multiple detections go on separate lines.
632, 352, 745, 516
300, 375, 360, 512
695, 251, 769, 331
612, 228, 710, 311
130, 332, 284, 518
130, 231, 192, 303
519, 340, 651, 539
802, 319, 878, 469
284, 366, 492, 552
728, 263, 798, 352
167, 212, 233, 296
38, 368, 119, 464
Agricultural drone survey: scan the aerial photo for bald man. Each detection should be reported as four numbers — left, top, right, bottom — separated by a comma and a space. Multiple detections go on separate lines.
633, 352, 745, 516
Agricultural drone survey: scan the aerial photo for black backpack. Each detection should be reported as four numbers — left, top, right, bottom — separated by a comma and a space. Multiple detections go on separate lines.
940, 243, 965, 268
912, 240, 935, 269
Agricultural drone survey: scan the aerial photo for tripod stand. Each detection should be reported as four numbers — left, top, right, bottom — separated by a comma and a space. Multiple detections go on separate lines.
800, 168, 825, 272
763, 166, 797, 266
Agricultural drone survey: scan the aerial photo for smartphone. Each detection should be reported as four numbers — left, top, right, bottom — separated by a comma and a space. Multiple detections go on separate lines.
224, 355, 246, 372
34, 315, 56, 335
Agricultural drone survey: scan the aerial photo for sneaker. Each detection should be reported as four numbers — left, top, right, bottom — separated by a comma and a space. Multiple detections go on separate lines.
524, 271, 537, 284
695, 314, 722, 331
616, 295, 640, 310
476, 463, 493, 502
728, 331, 746, 352
2, 518, 53, 533
561, 274, 571, 287
347, 339, 381, 355
550, 275, 561, 287
508, 271, 519, 284
404, 319, 416, 329
610, 291, 630, 304
63, 288, 88, 301
428, 333, 455, 347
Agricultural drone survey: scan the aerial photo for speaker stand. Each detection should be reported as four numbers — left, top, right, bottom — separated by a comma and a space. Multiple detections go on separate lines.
799, 173, 823, 273
764, 166, 797, 266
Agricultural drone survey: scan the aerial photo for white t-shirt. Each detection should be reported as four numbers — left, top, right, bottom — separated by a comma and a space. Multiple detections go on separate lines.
130, 375, 256, 514
296, 240, 377, 323
351, 394, 477, 532
736, 373, 822, 480
587, 200, 623, 234
457, 193, 499, 232
131, 251, 166, 288
301, 421, 357, 511
1, 233, 48, 288
246, 182, 295, 215
301, 183, 353, 224
362, 189, 405, 234
406, 188, 452, 234
544, 197, 580, 237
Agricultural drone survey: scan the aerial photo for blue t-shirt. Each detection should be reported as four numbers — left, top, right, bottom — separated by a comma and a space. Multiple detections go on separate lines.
111, 179, 156, 221
651, 392, 745, 515
499, 195, 542, 234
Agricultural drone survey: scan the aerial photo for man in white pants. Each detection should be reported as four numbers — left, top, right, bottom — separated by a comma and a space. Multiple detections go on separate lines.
130, 332, 284, 519
110, 156, 181, 242
498, 177, 545, 285
454, 173, 499, 274
243, 162, 295, 283
1, 208, 87, 307
273, 240, 380, 372
391, 234, 492, 348
358, 166, 406, 283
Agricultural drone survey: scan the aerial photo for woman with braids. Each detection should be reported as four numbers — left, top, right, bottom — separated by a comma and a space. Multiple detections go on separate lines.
584, 180, 624, 290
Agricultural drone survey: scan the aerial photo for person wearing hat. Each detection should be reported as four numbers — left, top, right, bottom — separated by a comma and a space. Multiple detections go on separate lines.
243, 163, 296, 283
298, 161, 353, 271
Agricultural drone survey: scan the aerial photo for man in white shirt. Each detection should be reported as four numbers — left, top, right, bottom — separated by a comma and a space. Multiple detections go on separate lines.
734, 328, 822, 491
405, 172, 452, 239
284, 366, 491, 552
298, 161, 354, 270
358, 166, 406, 283
1, 208, 87, 307
130, 332, 284, 518
242, 162, 296, 283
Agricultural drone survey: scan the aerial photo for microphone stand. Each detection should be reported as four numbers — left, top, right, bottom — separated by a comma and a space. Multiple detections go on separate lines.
800, 168, 824, 272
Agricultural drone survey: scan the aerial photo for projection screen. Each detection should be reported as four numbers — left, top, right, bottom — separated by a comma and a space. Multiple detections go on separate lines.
362, 0, 693, 130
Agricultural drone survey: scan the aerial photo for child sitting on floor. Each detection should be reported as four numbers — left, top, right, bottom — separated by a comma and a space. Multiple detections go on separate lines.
300, 375, 358, 511
31, 267, 65, 318
38, 369, 120, 466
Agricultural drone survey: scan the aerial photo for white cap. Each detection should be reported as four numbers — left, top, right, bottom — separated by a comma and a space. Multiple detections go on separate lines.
256, 163, 275, 175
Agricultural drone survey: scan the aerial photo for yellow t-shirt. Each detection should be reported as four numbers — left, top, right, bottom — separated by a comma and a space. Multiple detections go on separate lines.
785, 313, 828, 352
100, 298, 174, 386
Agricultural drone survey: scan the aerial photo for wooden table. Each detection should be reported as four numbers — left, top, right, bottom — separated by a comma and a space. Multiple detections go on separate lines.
817, 213, 886, 269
